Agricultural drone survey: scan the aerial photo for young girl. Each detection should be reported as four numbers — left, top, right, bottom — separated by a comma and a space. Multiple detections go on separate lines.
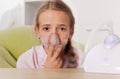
17, 0, 84, 68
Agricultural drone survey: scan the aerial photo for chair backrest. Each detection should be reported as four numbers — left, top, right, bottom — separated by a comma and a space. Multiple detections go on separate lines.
0, 26, 39, 60
0, 26, 84, 68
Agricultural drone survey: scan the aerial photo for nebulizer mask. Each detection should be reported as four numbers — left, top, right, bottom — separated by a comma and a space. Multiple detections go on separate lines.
41, 33, 68, 52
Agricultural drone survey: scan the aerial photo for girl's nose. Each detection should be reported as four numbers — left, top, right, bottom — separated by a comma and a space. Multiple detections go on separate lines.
52, 28, 57, 34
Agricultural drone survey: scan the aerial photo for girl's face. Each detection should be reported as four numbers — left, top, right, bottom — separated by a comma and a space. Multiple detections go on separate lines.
35, 9, 74, 48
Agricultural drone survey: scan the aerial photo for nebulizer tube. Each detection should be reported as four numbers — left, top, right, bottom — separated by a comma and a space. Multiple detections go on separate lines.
104, 21, 120, 49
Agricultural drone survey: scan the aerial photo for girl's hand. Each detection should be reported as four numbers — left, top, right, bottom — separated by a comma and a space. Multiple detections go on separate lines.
44, 44, 63, 68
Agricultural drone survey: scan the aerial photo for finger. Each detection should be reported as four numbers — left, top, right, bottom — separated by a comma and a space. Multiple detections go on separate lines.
58, 59, 62, 68
52, 58, 62, 68
44, 45, 50, 56
47, 43, 56, 57
53, 44, 63, 59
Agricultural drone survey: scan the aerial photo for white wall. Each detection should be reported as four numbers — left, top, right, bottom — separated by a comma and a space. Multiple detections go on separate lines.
0, 0, 24, 30
0, 0, 120, 47
64, 0, 120, 46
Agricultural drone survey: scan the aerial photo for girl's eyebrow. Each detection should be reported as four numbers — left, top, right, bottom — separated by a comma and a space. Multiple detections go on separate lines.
40, 24, 68, 27
40, 24, 50, 27
59, 24, 67, 27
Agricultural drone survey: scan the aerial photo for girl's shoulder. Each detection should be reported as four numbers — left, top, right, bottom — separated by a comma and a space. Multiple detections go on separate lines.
17, 45, 45, 62
16, 45, 46, 68
20, 45, 42, 56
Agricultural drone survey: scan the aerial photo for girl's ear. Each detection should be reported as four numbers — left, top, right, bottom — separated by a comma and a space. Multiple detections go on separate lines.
70, 27, 74, 38
34, 26, 40, 38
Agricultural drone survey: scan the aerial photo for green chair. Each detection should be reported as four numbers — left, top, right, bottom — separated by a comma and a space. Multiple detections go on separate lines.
0, 26, 39, 68
0, 26, 84, 68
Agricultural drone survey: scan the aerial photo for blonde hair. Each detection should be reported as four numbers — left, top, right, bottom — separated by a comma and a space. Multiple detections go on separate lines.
35, 0, 75, 28
35, 0, 78, 68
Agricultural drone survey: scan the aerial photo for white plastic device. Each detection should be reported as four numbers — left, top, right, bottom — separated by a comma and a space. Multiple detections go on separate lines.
83, 43, 120, 74
83, 21, 120, 74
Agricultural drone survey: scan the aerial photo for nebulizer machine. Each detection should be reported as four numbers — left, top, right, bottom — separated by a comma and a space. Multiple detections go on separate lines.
83, 21, 120, 74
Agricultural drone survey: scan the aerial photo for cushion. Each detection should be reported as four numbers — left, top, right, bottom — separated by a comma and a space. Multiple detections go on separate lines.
0, 26, 39, 60
0, 45, 16, 67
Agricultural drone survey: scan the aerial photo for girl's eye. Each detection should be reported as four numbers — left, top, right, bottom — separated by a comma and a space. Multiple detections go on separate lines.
43, 27, 50, 31
60, 27, 67, 32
